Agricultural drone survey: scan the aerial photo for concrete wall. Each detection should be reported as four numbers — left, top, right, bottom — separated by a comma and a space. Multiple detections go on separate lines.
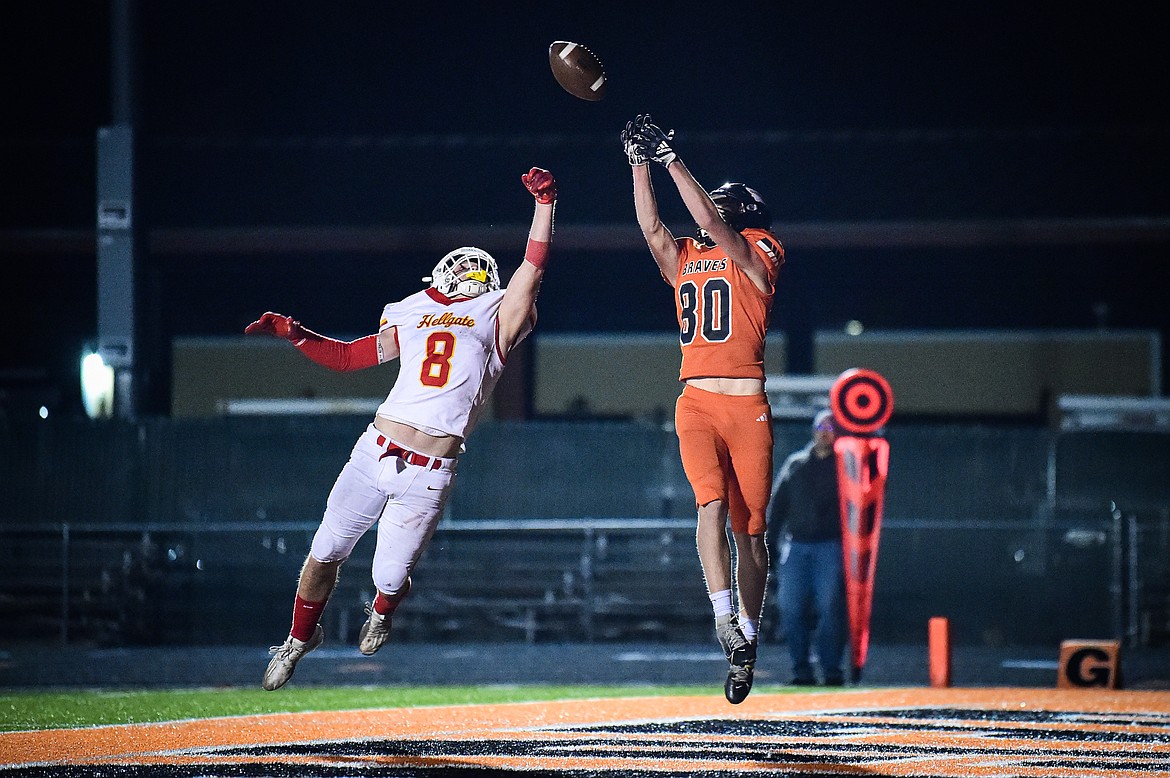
172, 337, 401, 419
172, 332, 789, 420
532, 332, 788, 420
172, 329, 1159, 419
814, 329, 1162, 417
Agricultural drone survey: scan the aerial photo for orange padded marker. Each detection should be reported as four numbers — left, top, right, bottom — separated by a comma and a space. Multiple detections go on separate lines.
929, 617, 952, 688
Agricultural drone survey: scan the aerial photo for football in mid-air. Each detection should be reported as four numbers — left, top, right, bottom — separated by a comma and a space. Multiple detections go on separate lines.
548, 41, 606, 101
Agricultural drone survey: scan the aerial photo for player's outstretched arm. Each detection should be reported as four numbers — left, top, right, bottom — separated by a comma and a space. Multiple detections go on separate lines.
636, 114, 771, 292
666, 159, 767, 287
655, 143, 772, 292
499, 167, 555, 354
244, 312, 385, 371
632, 164, 680, 282
623, 117, 679, 282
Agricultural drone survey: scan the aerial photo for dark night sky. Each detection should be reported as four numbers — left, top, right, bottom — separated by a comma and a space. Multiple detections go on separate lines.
2, 2, 1168, 415
11, 3, 1162, 134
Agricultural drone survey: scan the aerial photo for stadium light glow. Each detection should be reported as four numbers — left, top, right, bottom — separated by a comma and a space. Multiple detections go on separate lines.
81, 352, 115, 419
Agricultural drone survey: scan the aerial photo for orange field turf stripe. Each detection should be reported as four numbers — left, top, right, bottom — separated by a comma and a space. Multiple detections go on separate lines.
3, 687, 1169, 776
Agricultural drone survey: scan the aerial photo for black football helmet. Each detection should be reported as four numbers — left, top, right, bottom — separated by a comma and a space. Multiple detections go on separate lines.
710, 182, 771, 229
697, 182, 772, 246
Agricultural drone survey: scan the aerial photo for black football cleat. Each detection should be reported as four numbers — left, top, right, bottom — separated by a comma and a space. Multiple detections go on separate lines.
717, 620, 757, 704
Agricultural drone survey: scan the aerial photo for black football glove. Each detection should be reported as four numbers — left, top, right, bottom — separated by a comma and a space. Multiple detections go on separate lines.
634, 114, 678, 167
620, 119, 650, 166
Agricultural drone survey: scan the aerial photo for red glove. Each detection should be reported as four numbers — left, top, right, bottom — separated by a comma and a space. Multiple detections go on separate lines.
522, 167, 556, 204
244, 312, 306, 342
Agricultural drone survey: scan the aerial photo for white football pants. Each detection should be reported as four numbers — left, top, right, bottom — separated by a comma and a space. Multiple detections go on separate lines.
310, 423, 457, 595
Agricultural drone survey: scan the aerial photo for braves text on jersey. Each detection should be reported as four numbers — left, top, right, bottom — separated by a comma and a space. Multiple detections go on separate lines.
672, 227, 784, 382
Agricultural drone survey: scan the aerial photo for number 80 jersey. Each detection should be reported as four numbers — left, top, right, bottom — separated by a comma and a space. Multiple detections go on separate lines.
672, 228, 784, 382
375, 287, 530, 439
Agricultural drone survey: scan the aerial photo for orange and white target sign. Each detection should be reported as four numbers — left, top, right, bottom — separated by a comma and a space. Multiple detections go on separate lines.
830, 368, 894, 434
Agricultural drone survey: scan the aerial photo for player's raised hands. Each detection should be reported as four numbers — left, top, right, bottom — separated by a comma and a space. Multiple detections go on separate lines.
245, 312, 305, 341
522, 167, 556, 204
633, 114, 678, 167
620, 119, 650, 166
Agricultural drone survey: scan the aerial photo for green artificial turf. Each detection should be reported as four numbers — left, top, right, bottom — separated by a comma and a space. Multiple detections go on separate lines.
0, 684, 800, 732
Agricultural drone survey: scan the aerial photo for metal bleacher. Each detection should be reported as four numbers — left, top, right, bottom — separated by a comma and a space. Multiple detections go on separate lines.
3, 412, 1169, 648
289, 517, 712, 646
0, 519, 709, 647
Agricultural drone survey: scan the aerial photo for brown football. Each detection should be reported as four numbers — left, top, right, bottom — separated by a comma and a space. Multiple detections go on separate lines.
548, 41, 607, 101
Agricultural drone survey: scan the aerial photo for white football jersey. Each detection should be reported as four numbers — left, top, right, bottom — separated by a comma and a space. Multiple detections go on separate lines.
375, 288, 532, 439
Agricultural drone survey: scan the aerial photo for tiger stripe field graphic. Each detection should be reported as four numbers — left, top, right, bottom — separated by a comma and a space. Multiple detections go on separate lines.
3, 688, 1169, 776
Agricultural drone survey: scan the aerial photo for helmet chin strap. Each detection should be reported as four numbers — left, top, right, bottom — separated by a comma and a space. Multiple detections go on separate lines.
695, 227, 717, 248
696, 202, 740, 247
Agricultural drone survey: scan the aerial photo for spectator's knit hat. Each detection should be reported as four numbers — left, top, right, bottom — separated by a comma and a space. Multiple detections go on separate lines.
813, 409, 836, 433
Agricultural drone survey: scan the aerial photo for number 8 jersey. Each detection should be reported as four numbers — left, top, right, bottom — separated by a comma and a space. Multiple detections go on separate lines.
375, 287, 532, 439
672, 228, 785, 382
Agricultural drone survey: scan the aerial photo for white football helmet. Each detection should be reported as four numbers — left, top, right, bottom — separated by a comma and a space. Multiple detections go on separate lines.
423, 247, 500, 298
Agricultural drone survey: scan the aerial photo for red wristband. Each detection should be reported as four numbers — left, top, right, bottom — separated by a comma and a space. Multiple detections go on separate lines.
524, 238, 550, 270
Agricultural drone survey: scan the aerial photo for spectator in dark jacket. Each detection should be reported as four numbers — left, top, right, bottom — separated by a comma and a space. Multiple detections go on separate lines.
767, 409, 846, 685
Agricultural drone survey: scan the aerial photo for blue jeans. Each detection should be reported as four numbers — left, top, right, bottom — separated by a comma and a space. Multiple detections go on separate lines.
778, 537, 846, 682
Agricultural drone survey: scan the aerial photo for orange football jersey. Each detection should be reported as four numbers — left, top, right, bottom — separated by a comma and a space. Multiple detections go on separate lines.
671, 227, 784, 381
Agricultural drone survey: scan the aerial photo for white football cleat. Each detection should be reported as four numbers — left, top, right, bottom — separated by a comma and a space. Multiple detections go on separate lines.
262, 625, 323, 691
357, 603, 392, 656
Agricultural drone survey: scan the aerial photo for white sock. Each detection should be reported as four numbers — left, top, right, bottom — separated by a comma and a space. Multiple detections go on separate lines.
738, 612, 758, 642
709, 589, 735, 623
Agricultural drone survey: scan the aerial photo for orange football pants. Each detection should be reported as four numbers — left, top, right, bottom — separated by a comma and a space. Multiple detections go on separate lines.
674, 384, 774, 535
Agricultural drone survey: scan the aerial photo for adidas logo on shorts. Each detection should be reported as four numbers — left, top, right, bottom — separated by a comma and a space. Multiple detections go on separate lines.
756, 413, 768, 422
